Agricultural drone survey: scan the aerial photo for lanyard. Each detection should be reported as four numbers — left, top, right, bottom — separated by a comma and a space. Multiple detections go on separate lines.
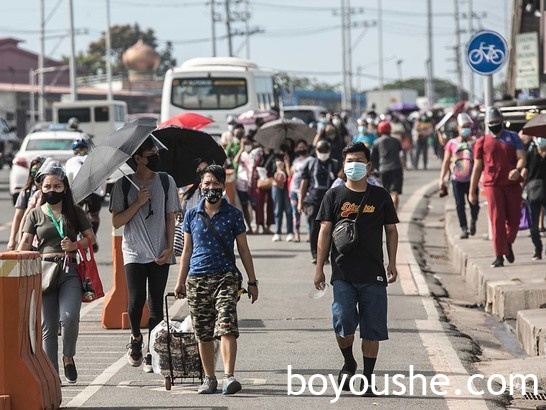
46, 204, 64, 239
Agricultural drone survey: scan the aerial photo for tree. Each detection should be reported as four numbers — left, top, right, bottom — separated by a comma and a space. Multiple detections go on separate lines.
380, 78, 467, 100
279, 72, 337, 93
68, 24, 176, 76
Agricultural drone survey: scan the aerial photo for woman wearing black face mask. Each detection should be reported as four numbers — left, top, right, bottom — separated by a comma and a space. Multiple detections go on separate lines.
18, 160, 96, 384
110, 136, 179, 374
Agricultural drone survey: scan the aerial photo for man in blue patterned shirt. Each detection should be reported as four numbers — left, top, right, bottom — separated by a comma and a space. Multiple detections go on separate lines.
175, 165, 258, 395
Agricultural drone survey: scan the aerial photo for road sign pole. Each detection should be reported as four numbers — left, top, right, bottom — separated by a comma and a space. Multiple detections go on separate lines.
484, 75, 494, 119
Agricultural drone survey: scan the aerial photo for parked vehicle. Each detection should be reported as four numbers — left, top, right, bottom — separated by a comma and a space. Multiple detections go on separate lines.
0, 117, 19, 169
9, 130, 90, 204
283, 105, 327, 126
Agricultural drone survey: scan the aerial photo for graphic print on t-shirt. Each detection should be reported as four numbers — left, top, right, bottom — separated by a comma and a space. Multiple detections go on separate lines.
340, 201, 375, 217
451, 141, 473, 182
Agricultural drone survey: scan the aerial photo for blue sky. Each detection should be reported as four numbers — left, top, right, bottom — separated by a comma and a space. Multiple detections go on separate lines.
3, 0, 511, 97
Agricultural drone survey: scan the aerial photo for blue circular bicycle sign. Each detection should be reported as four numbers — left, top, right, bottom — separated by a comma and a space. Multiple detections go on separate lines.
466, 30, 508, 75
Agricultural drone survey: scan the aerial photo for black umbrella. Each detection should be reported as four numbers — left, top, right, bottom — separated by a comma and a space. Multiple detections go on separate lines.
254, 118, 316, 151
71, 118, 158, 203
151, 126, 227, 187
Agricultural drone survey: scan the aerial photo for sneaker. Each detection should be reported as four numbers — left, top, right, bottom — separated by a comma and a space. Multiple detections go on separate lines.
126, 335, 143, 367
64, 361, 77, 384
491, 256, 504, 268
469, 220, 477, 236
286, 233, 295, 242
143, 353, 153, 373
532, 249, 543, 261
459, 229, 469, 239
505, 244, 515, 264
272, 234, 282, 242
222, 375, 242, 395
198, 375, 218, 394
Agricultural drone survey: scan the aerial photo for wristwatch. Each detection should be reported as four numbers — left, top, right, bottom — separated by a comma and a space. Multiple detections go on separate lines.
248, 280, 259, 287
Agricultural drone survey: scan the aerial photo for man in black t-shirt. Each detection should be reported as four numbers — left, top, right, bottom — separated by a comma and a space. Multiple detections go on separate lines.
315, 142, 399, 396
298, 140, 339, 263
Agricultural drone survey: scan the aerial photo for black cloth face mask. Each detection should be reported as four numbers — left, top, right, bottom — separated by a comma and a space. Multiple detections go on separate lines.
144, 154, 161, 172
44, 191, 65, 205
202, 188, 223, 204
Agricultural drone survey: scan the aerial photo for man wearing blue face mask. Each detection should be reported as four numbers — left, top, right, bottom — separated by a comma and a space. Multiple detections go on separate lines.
370, 121, 404, 210
315, 142, 399, 396
438, 113, 480, 239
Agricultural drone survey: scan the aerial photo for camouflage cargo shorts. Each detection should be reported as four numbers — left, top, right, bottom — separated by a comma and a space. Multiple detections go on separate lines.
186, 271, 239, 342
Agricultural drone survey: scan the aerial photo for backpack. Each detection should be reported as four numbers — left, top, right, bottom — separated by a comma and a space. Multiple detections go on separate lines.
121, 171, 170, 211
451, 141, 473, 182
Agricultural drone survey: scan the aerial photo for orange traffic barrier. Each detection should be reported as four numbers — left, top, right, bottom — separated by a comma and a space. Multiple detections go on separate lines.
101, 227, 149, 329
225, 168, 236, 205
0, 251, 61, 410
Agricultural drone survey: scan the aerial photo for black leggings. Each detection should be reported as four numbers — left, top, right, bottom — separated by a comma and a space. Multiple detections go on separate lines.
125, 262, 169, 347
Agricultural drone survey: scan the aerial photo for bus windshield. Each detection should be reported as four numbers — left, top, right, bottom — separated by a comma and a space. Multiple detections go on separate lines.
170, 78, 248, 110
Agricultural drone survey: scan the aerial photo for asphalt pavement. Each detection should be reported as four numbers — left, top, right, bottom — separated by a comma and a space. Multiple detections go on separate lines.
0, 159, 508, 409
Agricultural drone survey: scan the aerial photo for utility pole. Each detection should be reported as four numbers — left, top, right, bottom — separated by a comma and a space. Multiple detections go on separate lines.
454, 0, 463, 99
225, 0, 233, 57
39, 0, 45, 121
245, 0, 250, 59
341, 0, 348, 111
468, 0, 474, 101
105, 0, 113, 101
378, 0, 384, 90
425, 0, 435, 105
68, 0, 77, 101
211, 1, 217, 56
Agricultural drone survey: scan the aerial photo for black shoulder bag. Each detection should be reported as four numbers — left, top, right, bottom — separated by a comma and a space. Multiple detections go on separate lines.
332, 188, 371, 254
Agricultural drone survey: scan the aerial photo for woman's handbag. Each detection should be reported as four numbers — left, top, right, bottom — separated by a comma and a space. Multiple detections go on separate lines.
526, 179, 544, 204
76, 242, 104, 303
257, 177, 273, 190
332, 188, 371, 254
41, 260, 62, 293
519, 201, 531, 231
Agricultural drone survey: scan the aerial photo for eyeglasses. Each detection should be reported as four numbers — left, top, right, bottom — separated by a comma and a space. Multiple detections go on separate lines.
145, 200, 153, 220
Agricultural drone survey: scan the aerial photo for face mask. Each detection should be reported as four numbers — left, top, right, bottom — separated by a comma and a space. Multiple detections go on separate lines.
460, 128, 472, 138
144, 153, 161, 172
488, 123, 503, 134
332, 119, 341, 127
202, 187, 223, 204
344, 162, 368, 181
536, 137, 546, 149
358, 125, 365, 133
43, 191, 65, 205
228, 125, 234, 131
296, 149, 307, 156
317, 153, 330, 162
244, 145, 252, 153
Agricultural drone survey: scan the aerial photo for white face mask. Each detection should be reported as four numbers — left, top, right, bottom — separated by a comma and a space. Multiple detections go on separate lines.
317, 153, 330, 162
244, 145, 252, 153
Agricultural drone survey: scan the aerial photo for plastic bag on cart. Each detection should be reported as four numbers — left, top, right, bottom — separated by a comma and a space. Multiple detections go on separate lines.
149, 316, 194, 375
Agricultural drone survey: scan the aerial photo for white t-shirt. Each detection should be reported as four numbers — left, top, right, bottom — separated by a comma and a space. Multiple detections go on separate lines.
66, 154, 106, 197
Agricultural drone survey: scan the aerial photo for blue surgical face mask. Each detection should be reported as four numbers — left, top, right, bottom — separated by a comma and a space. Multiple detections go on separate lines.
344, 162, 368, 181
536, 137, 546, 149
358, 125, 365, 134
460, 128, 472, 138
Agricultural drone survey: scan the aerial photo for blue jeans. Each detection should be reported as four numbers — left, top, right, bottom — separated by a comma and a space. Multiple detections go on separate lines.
451, 180, 480, 230
271, 186, 293, 235
332, 280, 388, 341
529, 200, 546, 252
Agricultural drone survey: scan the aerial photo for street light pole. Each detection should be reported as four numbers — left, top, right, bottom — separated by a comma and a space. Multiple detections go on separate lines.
425, 0, 435, 105
39, 0, 45, 121
397, 59, 404, 86
105, 0, 113, 101
211, 0, 217, 57
378, 0, 384, 90
68, 0, 77, 101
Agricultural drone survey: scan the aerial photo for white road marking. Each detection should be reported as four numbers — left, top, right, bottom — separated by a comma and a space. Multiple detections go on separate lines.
399, 181, 488, 409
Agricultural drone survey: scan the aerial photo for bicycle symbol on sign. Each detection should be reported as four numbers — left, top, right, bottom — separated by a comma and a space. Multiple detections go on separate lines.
468, 42, 505, 65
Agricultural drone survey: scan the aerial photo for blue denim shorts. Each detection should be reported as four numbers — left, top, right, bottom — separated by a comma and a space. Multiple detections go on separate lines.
332, 280, 388, 341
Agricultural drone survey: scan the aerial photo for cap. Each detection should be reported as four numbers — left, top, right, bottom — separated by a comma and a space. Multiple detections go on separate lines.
316, 139, 331, 153
486, 107, 503, 125
35, 159, 66, 182
377, 121, 391, 135
71, 139, 89, 150
456, 113, 472, 127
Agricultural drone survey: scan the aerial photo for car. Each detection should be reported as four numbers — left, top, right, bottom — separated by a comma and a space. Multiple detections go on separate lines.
9, 130, 91, 205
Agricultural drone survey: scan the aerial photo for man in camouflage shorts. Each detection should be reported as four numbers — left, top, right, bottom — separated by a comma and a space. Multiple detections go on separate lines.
175, 165, 258, 395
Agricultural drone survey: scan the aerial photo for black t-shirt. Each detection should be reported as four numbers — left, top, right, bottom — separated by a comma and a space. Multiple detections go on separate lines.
316, 184, 399, 285
526, 145, 546, 182
301, 157, 339, 205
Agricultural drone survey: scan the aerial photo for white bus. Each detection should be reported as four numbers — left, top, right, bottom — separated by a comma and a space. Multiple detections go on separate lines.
161, 57, 280, 139
53, 100, 128, 145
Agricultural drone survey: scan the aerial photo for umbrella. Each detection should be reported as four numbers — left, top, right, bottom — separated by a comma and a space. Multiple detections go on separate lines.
236, 109, 279, 125
158, 112, 214, 130
522, 113, 546, 137
254, 118, 316, 151
71, 118, 158, 203
152, 126, 227, 187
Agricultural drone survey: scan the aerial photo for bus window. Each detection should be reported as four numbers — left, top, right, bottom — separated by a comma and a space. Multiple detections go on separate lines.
58, 108, 90, 123
94, 106, 110, 122
171, 78, 248, 110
